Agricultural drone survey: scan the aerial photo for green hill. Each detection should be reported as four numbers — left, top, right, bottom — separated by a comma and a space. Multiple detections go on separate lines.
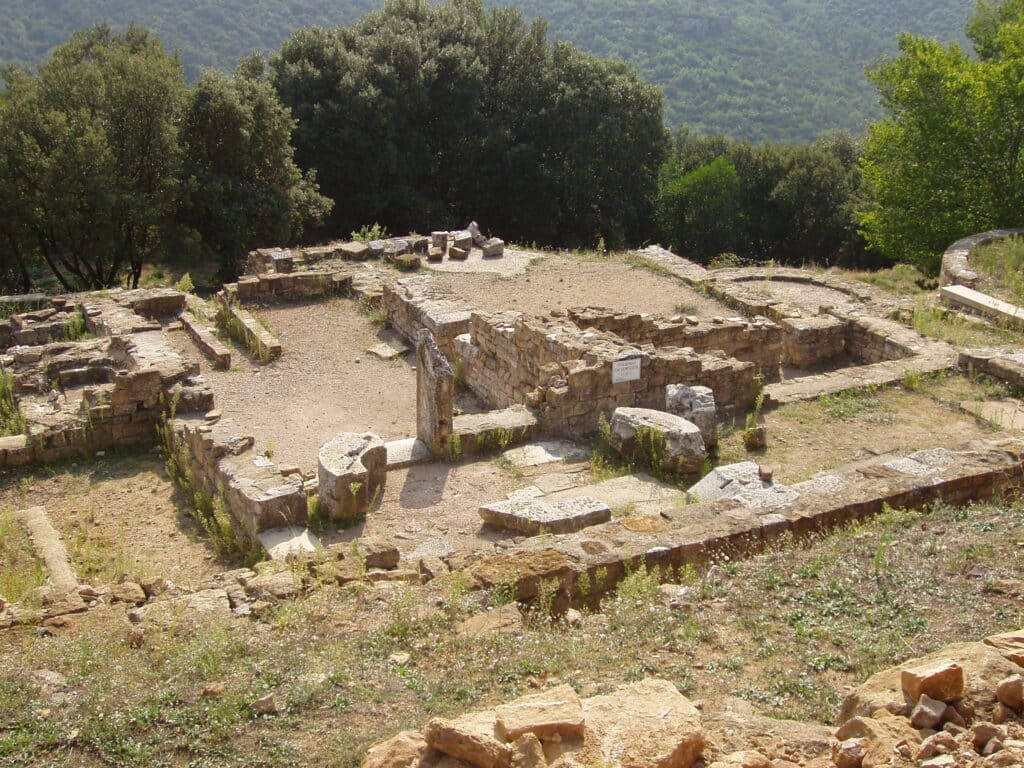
0, 0, 974, 142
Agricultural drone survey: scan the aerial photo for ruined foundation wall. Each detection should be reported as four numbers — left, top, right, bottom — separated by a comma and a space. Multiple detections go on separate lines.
455, 311, 759, 435
382, 279, 473, 361
173, 417, 307, 542
567, 307, 782, 377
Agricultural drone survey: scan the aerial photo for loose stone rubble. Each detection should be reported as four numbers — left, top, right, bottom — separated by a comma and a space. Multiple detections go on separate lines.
361, 628, 1024, 768
609, 406, 706, 475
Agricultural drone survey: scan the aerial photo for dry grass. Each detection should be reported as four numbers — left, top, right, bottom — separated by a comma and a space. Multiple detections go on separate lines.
3, 493, 1024, 766
0, 509, 45, 604
717, 373, 1008, 482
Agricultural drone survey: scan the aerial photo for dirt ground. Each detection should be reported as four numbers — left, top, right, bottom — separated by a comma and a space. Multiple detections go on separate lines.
0, 452, 223, 589
718, 374, 1015, 483
169, 299, 421, 471
733, 276, 858, 313
435, 251, 734, 319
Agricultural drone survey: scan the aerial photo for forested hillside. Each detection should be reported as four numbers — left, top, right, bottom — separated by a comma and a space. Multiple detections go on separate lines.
0, 0, 972, 142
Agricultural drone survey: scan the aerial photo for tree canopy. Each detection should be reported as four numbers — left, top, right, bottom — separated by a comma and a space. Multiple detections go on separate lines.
0, 26, 330, 292
271, 0, 667, 248
857, 0, 1024, 273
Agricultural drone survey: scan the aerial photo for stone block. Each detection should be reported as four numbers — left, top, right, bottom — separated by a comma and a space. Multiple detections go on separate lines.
467, 221, 488, 247
482, 238, 505, 258
427, 246, 445, 263
479, 495, 611, 535
317, 432, 387, 520
687, 461, 799, 510
449, 246, 470, 260
494, 684, 584, 742
452, 230, 474, 251
901, 659, 965, 703
416, 330, 455, 457
340, 241, 370, 261
425, 712, 511, 768
431, 231, 449, 252
609, 407, 705, 475
665, 384, 717, 446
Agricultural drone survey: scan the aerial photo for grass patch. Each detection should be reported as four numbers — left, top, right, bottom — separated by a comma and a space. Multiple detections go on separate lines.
0, 509, 46, 603
848, 263, 935, 295
0, 369, 25, 437
819, 387, 885, 420
970, 236, 1024, 306
909, 303, 1024, 348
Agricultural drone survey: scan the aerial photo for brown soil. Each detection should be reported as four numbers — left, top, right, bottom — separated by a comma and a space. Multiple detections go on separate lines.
0, 452, 222, 588
169, 299, 420, 471
435, 252, 733, 319
718, 375, 1012, 483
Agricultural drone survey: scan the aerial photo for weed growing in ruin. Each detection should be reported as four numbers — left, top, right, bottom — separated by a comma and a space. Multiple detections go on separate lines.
819, 387, 883, 420
0, 370, 25, 437
61, 306, 91, 341
0, 509, 46, 604
350, 222, 388, 242
174, 272, 196, 294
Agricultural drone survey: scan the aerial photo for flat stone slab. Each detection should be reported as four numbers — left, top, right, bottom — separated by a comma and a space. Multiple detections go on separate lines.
258, 526, 321, 560
16, 506, 78, 596
941, 284, 1024, 327
422, 247, 542, 276
688, 462, 798, 510
480, 495, 611, 535
366, 332, 411, 360
501, 440, 589, 468
385, 437, 433, 470
546, 473, 682, 516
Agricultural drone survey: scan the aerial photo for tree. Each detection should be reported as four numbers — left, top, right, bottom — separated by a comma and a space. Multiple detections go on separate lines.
271, 0, 666, 248
0, 25, 185, 290
656, 156, 741, 262
858, 1, 1024, 273
178, 57, 332, 280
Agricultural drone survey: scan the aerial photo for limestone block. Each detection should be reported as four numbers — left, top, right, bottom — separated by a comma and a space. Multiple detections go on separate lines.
450, 246, 470, 260
482, 238, 505, 258
431, 231, 450, 252
665, 384, 718, 446
317, 432, 387, 520
578, 678, 705, 768
383, 239, 410, 261
428, 246, 445, 263
363, 731, 430, 768
687, 461, 798, 510
452, 230, 474, 251
425, 712, 511, 768
494, 683, 584, 742
366, 240, 385, 259
416, 330, 455, 457
609, 406, 705, 475
479, 496, 610, 536
467, 221, 488, 247
340, 241, 371, 261
901, 659, 965, 703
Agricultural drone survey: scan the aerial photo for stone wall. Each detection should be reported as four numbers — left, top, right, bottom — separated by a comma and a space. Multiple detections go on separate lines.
940, 229, 1024, 289
382, 277, 474, 361
567, 307, 782, 378
0, 290, 212, 468
172, 416, 307, 542
454, 310, 759, 435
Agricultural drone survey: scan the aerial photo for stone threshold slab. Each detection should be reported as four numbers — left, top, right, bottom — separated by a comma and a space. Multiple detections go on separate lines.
941, 284, 1024, 328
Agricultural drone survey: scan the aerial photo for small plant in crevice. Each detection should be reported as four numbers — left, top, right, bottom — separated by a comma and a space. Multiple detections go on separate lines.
350, 222, 388, 242
0, 369, 26, 437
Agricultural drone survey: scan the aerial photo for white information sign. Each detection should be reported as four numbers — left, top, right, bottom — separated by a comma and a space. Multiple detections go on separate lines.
611, 356, 642, 384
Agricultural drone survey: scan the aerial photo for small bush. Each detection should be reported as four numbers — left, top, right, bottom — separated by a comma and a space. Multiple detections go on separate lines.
351, 222, 388, 242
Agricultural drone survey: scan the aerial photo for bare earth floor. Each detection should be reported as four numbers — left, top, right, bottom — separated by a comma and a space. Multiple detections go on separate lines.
169, 299, 420, 471
435, 252, 735, 319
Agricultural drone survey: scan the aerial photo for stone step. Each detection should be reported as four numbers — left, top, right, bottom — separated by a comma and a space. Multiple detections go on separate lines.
764, 353, 957, 406
258, 526, 321, 560
385, 437, 433, 470
479, 495, 611, 535
940, 284, 1024, 327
